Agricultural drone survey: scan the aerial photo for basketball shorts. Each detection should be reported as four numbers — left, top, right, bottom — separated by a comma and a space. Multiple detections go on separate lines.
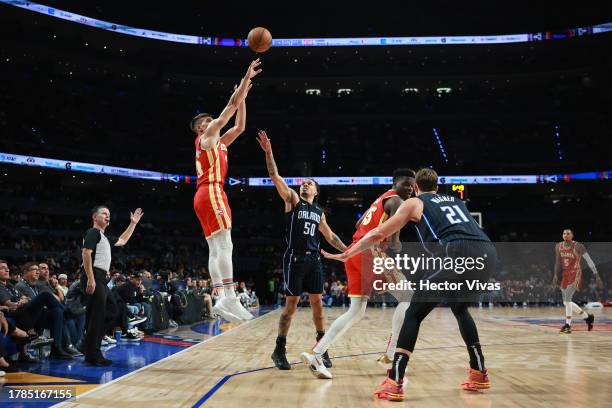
411, 240, 498, 303
345, 242, 383, 297
282, 251, 323, 296
194, 184, 232, 238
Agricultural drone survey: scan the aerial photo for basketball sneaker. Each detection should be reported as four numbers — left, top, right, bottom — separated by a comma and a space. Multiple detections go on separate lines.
321, 351, 332, 368
225, 297, 254, 321
373, 373, 404, 401
212, 297, 242, 323
559, 324, 572, 334
460, 368, 491, 391
300, 352, 332, 379
271, 346, 291, 370
584, 314, 594, 331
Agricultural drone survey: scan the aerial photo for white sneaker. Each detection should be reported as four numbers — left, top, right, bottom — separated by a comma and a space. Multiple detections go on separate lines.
225, 297, 254, 321
300, 352, 333, 379
103, 335, 117, 344
0, 370, 5, 377
212, 297, 242, 323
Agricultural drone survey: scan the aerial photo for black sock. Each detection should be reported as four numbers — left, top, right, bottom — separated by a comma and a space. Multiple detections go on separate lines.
316, 331, 325, 342
389, 352, 409, 382
275, 335, 286, 350
467, 342, 485, 371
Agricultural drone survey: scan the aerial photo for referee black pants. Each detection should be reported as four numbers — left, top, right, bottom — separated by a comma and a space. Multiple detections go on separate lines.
81, 267, 108, 359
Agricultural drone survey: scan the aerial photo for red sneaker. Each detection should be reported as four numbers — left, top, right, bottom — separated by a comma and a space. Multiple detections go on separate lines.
460, 368, 491, 391
373, 373, 404, 401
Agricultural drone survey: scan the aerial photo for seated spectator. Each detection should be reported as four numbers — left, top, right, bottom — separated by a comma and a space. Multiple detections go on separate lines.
37, 262, 65, 303
1, 262, 73, 360
57, 274, 69, 297
116, 273, 154, 334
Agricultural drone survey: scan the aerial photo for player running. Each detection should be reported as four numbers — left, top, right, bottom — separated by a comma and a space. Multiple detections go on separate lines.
191, 59, 262, 323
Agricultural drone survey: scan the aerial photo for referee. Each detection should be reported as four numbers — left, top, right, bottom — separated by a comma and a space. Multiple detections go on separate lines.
81, 205, 143, 366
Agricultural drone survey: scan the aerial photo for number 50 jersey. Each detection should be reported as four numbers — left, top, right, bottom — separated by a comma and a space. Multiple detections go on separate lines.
285, 198, 323, 252
415, 192, 490, 244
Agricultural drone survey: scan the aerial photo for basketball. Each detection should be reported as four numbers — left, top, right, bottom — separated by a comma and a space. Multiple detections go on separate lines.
247, 27, 272, 53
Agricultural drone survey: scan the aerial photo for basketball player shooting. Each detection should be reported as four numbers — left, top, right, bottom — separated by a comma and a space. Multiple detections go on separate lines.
552, 228, 602, 334
323, 168, 497, 401
300, 169, 415, 379
256, 130, 347, 371
191, 59, 262, 323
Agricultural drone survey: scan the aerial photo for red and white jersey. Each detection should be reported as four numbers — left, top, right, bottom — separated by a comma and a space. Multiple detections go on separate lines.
195, 136, 228, 187
353, 189, 399, 242
559, 241, 581, 288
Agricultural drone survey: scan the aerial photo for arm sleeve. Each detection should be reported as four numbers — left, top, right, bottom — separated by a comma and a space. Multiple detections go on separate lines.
583, 253, 599, 275
83, 229, 101, 250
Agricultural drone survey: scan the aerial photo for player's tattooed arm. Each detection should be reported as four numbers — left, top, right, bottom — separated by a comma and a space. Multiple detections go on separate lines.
319, 214, 347, 252
257, 130, 299, 208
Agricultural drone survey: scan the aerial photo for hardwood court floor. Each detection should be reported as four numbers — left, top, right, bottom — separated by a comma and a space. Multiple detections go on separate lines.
58, 306, 612, 408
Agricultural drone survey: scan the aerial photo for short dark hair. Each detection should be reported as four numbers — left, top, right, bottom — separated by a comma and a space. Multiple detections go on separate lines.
190, 113, 213, 134
91, 205, 109, 217
416, 168, 438, 192
563, 228, 574, 234
304, 178, 321, 203
0, 259, 7, 265
21, 262, 39, 274
392, 168, 416, 185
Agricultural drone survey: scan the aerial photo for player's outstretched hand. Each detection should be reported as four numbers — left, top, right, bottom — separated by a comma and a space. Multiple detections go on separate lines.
130, 208, 144, 224
321, 249, 349, 263
256, 130, 272, 153
245, 58, 262, 79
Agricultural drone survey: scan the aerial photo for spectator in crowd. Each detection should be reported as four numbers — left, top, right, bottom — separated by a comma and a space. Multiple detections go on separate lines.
116, 273, 153, 334
0, 261, 73, 360
57, 274, 69, 297
107, 271, 121, 290
37, 262, 65, 302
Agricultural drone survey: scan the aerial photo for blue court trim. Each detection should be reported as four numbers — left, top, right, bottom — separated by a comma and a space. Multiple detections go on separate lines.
192, 351, 382, 407
191, 334, 612, 406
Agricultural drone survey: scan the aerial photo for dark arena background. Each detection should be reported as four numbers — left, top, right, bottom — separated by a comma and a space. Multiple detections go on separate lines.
0, 1, 610, 407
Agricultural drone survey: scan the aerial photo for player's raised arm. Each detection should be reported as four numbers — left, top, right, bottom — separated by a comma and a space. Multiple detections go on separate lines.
256, 130, 299, 209
322, 198, 421, 262
204, 59, 262, 144
220, 83, 252, 147
318, 213, 347, 252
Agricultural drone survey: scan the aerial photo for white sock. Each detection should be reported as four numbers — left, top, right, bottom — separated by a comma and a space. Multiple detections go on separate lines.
313, 297, 367, 355
566, 317, 572, 325
223, 282, 236, 299
387, 302, 410, 360
571, 302, 588, 318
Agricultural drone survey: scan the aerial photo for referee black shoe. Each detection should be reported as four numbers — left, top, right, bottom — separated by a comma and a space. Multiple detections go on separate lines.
559, 324, 572, 334
271, 347, 291, 370
584, 314, 595, 331
321, 351, 332, 368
